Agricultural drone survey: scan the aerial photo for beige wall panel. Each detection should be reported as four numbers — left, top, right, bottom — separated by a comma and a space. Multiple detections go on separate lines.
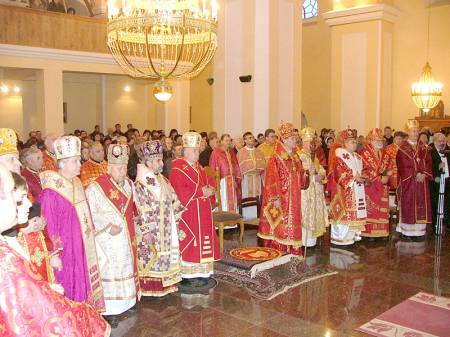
303, 0, 333, 130
190, 63, 213, 132
0, 91, 23, 138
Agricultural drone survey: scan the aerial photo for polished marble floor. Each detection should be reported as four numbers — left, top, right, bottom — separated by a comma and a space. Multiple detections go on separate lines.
111, 227, 450, 337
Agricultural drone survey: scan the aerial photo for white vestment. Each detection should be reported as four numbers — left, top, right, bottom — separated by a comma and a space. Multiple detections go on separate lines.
86, 178, 138, 315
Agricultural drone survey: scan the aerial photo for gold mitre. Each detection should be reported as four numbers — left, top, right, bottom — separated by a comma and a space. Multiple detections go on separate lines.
108, 144, 129, 165
405, 119, 420, 131
182, 132, 201, 148
0, 128, 18, 156
53, 136, 81, 160
300, 127, 316, 142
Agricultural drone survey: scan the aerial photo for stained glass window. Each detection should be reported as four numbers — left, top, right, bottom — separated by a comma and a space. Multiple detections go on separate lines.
302, 0, 318, 20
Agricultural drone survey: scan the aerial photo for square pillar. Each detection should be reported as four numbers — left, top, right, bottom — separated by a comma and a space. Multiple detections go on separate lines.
36, 68, 64, 135
324, 4, 399, 134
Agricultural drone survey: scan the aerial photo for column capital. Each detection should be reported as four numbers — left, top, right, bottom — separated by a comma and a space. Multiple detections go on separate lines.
323, 4, 400, 26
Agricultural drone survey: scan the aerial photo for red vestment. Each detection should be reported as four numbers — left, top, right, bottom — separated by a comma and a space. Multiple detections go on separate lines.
396, 140, 433, 235
42, 150, 58, 172
20, 167, 55, 283
209, 148, 242, 212
21, 167, 42, 202
257, 141, 309, 255
384, 143, 400, 188
329, 149, 367, 245
360, 144, 390, 237
0, 238, 110, 337
169, 159, 220, 269
16, 231, 56, 283
315, 146, 327, 171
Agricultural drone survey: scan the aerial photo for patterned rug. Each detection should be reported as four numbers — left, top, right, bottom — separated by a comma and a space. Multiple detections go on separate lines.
229, 247, 282, 261
214, 258, 337, 300
358, 292, 450, 337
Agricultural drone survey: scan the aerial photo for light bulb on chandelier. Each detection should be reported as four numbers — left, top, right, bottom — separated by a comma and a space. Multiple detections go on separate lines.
153, 80, 173, 103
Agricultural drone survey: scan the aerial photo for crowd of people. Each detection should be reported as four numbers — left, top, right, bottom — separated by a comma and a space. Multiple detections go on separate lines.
0, 119, 449, 335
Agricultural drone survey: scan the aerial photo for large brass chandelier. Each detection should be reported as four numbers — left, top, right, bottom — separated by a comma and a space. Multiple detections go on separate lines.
411, 4, 443, 114
107, 0, 218, 102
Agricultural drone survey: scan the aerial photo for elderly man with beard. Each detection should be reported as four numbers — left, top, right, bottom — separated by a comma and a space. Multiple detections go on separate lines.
134, 140, 185, 297
360, 128, 391, 239
85, 144, 140, 326
170, 132, 220, 288
396, 120, 433, 237
258, 122, 310, 255
429, 132, 450, 234
298, 127, 328, 248
329, 128, 367, 246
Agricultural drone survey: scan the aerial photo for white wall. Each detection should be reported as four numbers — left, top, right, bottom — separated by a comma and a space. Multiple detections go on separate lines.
0, 83, 23, 138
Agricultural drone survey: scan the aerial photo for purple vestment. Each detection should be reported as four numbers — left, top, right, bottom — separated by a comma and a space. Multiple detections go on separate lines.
40, 189, 90, 302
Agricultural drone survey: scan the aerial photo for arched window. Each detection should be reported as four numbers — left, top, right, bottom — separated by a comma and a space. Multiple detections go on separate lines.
302, 0, 318, 20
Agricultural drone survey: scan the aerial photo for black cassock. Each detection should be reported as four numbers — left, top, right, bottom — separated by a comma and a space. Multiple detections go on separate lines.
429, 146, 450, 231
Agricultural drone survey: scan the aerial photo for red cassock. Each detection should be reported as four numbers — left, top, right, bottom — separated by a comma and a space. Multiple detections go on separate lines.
396, 141, 433, 227
20, 167, 55, 283
360, 144, 390, 237
258, 141, 309, 255
0, 239, 110, 337
21, 167, 42, 203
169, 159, 220, 264
209, 148, 242, 212
384, 143, 400, 189
315, 146, 327, 171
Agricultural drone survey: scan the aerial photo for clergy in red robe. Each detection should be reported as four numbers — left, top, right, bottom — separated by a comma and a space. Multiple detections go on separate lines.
329, 129, 367, 246
40, 136, 105, 311
384, 131, 407, 189
258, 122, 309, 255
0, 165, 110, 337
396, 119, 433, 237
0, 129, 54, 283
170, 132, 220, 284
42, 134, 59, 172
209, 134, 242, 212
360, 128, 390, 238
19, 146, 44, 202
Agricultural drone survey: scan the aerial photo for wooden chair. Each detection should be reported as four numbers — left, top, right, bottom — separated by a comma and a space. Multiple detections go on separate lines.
238, 196, 261, 226
204, 166, 245, 254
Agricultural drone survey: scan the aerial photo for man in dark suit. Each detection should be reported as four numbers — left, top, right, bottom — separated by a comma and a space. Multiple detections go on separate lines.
429, 132, 450, 233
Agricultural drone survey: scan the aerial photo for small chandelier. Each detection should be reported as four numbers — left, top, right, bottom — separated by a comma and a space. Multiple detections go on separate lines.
412, 62, 443, 113
107, 0, 218, 102
411, 4, 443, 113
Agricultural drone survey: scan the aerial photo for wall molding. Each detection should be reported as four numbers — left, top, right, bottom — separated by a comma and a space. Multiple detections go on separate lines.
323, 4, 400, 26
0, 43, 116, 65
